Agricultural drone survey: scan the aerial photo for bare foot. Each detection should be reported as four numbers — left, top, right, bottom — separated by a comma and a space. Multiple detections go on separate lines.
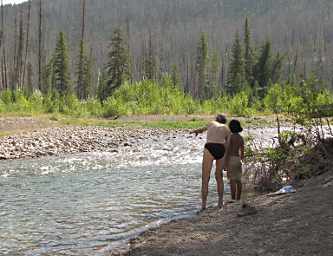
197, 207, 206, 215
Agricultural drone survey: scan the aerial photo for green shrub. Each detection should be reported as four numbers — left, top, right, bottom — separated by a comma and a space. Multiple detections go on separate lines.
0, 77, 331, 118
228, 91, 252, 116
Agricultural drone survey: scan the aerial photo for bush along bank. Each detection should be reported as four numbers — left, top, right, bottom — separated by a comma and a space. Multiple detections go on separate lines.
0, 77, 332, 118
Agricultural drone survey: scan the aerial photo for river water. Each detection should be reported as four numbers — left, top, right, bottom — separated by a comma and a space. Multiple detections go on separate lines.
1, 126, 327, 255
0, 132, 211, 255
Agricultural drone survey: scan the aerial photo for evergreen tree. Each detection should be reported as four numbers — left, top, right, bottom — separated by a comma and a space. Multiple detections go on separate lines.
227, 31, 245, 95
208, 50, 220, 98
244, 17, 254, 86
101, 28, 129, 101
53, 32, 71, 96
76, 41, 91, 100
196, 33, 208, 99
271, 52, 284, 84
171, 64, 181, 88
84, 53, 93, 97
42, 55, 55, 94
97, 69, 108, 102
254, 40, 272, 97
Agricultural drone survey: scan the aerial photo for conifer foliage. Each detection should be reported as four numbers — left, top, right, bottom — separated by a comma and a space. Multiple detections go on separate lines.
53, 32, 71, 96
196, 33, 208, 99
244, 17, 254, 86
76, 41, 91, 100
99, 28, 129, 101
227, 31, 245, 95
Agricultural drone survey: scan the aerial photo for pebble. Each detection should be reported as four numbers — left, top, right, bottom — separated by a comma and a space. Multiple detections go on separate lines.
0, 126, 188, 161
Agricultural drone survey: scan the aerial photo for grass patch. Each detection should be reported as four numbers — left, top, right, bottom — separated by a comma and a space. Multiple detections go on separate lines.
0, 131, 11, 137
55, 116, 208, 129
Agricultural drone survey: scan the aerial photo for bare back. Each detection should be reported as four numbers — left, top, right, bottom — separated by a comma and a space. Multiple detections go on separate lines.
227, 134, 244, 158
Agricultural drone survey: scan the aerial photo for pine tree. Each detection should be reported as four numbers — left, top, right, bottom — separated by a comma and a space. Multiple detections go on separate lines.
253, 40, 272, 97
208, 50, 220, 98
271, 52, 284, 84
42, 55, 55, 94
101, 28, 129, 101
171, 64, 181, 88
76, 41, 91, 100
244, 17, 254, 86
84, 52, 93, 97
196, 33, 208, 99
53, 32, 71, 96
125, 17, 133, 82
97, 69, 108, 102
227, 31, 245, 95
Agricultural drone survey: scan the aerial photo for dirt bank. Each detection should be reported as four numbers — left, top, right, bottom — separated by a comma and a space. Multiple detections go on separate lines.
126, 139, 333, 256
126, 168, 333, 256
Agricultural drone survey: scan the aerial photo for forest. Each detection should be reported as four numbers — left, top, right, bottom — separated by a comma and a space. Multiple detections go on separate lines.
0, 0, 332, 117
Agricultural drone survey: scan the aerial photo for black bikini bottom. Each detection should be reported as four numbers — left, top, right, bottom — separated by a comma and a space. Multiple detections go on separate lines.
205, 143, 225, 160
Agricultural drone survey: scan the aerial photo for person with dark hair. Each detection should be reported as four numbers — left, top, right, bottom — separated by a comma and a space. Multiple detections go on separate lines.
224, 119, 244, 201
191, 114, 231, 211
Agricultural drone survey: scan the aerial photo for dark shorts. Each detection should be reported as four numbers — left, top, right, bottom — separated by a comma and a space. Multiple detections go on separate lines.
205, 143, 225, 160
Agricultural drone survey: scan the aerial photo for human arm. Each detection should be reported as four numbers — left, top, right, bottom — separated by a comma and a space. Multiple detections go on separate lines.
190, 126, 208, 136
223, 135, 232, 169
240, 137, 245, 161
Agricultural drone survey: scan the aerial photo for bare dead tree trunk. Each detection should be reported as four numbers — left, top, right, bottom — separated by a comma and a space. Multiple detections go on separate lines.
22, 0, 31, 91
38, 0, 43, 92
12, 10, 18, 91
77, 0, 86, 99
81, 0, 86, 42
1, 0, 7, 90
17, 8, 24, 90
0, 0, 4, 90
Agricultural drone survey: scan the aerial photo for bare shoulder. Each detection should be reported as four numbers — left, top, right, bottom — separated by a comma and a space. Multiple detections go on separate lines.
208, 121, 216, 127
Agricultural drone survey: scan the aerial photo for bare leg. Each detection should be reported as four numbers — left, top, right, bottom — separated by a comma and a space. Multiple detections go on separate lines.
201, 149, 214, 210
215, 159, 224, 208
236, 181, 242, 201
230, 180, 237, 200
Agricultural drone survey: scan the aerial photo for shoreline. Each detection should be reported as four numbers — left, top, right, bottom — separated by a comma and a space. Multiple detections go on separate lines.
0, 115, 289, 161
125, 168, 333, 256
1, 116, 332, 255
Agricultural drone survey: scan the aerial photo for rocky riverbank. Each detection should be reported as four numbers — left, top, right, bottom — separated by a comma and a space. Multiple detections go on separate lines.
0, 126, 186, 160
121, 138, 333, 256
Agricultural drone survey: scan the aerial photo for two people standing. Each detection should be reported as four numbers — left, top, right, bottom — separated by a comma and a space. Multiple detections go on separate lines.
192, 115, 244, 211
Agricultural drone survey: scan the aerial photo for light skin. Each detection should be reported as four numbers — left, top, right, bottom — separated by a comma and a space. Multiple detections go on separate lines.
201, 148, 224, 210
191, 123, 225, 210
225, 134, 245, 201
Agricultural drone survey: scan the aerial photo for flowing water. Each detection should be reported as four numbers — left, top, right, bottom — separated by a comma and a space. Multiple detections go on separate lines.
1, 126, 327, 255
0, 133, 212, 255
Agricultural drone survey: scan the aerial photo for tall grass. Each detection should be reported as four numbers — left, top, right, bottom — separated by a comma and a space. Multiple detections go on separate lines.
1, 78, 332, 118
